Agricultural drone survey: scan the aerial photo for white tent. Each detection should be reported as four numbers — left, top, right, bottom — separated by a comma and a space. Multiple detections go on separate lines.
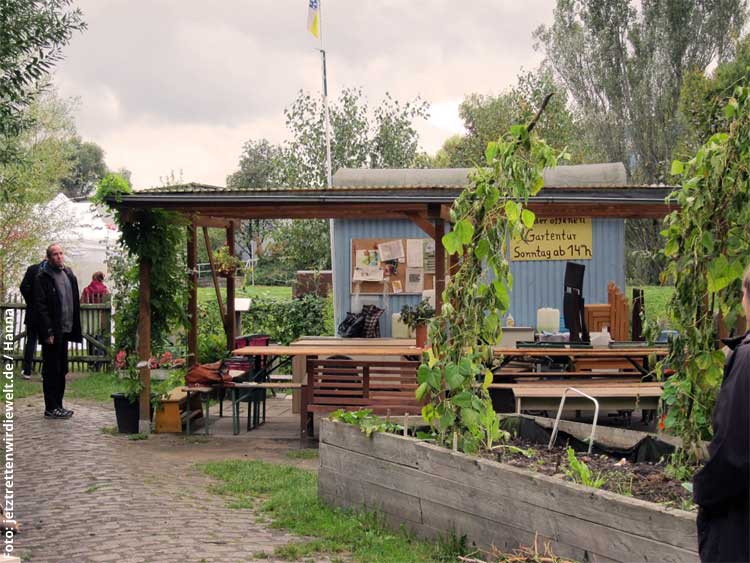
47, 193, 120, 287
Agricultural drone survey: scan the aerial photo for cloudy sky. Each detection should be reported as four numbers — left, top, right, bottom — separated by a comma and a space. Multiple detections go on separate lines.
54, 1, 555, 188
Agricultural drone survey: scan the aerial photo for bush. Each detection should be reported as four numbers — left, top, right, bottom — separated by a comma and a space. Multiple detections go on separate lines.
197, 300, 227, 363
241, 295, 331, 345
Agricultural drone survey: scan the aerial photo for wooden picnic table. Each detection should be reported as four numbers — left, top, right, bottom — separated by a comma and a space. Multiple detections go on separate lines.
233, 344, 423, 357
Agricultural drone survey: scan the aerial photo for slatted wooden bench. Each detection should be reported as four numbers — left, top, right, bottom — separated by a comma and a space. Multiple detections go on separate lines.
489, 381, 663, 413
300, 357, 421, 440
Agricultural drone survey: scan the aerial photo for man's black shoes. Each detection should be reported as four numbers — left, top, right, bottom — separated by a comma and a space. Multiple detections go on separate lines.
44, 408, 72, 419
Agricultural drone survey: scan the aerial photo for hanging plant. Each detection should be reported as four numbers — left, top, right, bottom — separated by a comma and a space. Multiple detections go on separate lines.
657, 85, 750, 465
212, 245, 243, 277
417, 96, 563, 453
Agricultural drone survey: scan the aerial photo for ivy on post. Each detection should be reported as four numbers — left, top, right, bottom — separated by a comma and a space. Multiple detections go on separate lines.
658, 86, 750, 466
417, 95, 564, 453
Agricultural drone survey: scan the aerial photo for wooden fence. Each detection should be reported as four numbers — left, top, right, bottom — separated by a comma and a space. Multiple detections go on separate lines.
1, 294, 113, 373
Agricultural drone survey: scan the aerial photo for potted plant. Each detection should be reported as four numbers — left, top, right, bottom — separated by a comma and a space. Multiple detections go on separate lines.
213, 245, 243, 277
111, 355, 146, 433
400, 299, 435, 348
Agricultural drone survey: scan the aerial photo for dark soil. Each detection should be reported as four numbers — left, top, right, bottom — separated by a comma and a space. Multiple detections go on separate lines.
489, 436, 695, 508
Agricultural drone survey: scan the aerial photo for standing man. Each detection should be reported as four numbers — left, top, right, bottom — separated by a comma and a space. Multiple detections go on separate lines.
693, 266, 750, 562
33, 244, 82, 419
18, 258, 46, 379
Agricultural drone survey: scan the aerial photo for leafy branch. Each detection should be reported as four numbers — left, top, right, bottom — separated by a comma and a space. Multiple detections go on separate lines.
418, 97, 564, 452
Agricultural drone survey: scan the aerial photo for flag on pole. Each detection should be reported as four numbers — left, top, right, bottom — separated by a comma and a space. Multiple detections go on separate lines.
307, 0, 320, 38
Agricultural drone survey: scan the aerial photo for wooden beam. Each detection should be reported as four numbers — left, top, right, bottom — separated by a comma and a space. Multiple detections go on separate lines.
137, 258, 151, 424
404, 212, 436, 239
434, 218, 446, 315
187, 223, 198, 367
192, 215, 233, 228
203, 226, 227, 328
226, 221, 236, 352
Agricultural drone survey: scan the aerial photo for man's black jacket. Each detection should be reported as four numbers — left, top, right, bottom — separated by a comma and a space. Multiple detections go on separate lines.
693, 331, 750, 562
32, 263, 82, 343
19, 260, 45, 329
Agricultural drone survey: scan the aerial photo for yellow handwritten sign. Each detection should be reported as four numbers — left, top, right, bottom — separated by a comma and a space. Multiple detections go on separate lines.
511, 218, 593, 261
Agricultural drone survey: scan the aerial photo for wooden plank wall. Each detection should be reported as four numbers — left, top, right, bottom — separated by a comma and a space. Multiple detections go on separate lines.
318, 420, 698, 563
1, 295, 113, 373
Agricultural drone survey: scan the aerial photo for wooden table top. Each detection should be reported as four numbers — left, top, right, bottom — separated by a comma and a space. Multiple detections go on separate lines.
294, 337, 416, 346
234, 344, 423, 357
493, 347, 668, 358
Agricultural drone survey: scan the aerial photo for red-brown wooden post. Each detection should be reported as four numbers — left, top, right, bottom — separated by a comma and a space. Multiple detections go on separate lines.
226, 221, 236, 351
434, 218, 446, 315
187, 223, 198, 367
137, 257, 151, 427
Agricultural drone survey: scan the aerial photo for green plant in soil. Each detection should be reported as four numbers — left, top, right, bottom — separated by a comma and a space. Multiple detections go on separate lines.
563, 447, 606, 489
418, 96, 562, 453
399, 299, 435, 331
658, 86, 750, 465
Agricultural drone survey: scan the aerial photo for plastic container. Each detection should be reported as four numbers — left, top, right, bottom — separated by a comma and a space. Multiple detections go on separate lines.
536, 308, 560, 333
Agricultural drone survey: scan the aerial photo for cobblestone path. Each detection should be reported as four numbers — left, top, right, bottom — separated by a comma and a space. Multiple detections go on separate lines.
13, 397, 325, 563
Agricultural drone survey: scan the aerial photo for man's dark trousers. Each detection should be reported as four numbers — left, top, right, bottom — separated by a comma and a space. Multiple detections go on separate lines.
22, 328, 37, 375
42, 334, 69, 412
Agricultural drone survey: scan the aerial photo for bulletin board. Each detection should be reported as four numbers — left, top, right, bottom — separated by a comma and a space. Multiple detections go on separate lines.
350, 238, 435, 295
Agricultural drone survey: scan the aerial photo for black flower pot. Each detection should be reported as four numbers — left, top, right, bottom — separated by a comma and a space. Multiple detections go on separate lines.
111, 393, 140, 433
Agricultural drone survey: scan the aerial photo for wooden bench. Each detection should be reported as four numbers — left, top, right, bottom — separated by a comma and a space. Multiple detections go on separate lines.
496, 381, 663, 413
180, 386, 213, 435
153, 386, 211, 434
300, 357, 421, 440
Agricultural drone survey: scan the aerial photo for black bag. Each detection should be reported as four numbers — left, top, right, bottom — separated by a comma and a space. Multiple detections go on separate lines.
338, 312, 365, 338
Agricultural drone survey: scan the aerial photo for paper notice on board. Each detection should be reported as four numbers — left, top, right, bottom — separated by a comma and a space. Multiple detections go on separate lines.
356, 249, 380, 268
391, 280, 403, 294
353, 266, 384, 282
377, 239, 405, 262
406, 239, 423, 266
405, 268, 424, 293
423, 240, 436, 273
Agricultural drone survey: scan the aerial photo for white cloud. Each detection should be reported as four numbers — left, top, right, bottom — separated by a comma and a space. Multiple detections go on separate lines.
54, 0, 555, 187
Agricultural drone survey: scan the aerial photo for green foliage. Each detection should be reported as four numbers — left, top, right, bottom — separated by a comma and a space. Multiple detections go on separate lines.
399, 299, 435, 330
240, 294, 330, 345
211, 245, 243, 276
269, 219, 331, 272
96, 173, 188, 355
201, 459, 457, 562
435, 66, 591, 168
60, 137, 108, 198
679, 36, 750, 150
197, 300, 227, 364
563, 447, 606, 489
658, 87, 750, 462
535, 0, 746, 184
329, 409, 404, 437
0, 0, 85, 198
422, 115, 561, 452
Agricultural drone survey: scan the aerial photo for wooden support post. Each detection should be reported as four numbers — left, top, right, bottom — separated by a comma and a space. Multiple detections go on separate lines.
226, 221, 236, 352
187, 223, 198, 366
434, 218, 446, 315
137, 258, 151, 425
203, 226, 227, 326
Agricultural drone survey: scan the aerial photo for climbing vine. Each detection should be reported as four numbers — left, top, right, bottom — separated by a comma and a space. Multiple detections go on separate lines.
94, 174, 188, 353
658, 86, 750, 464
418, 99, 562, 452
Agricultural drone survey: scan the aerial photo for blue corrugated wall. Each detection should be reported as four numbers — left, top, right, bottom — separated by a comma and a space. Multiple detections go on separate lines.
333, 218, 625, 335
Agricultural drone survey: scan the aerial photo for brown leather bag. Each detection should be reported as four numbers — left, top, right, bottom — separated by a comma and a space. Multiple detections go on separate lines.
185, 361, 231, 386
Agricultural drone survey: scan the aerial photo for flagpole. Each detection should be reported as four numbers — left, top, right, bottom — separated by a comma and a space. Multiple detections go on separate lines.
318, 0, 333, 190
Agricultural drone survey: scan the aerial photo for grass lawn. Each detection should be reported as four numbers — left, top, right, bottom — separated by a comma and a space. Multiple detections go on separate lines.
197, 285, 292, 304
67, 372, 123, 402
201, 459, 469, 562
627, 285, 674, 326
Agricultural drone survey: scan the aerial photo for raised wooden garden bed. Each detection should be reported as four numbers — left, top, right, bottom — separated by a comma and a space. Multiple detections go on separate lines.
318, 418, 698, 562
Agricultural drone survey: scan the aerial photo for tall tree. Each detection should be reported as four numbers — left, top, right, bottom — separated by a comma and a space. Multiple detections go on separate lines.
433, 67, 591, 168
534, 0, 747, 183
535, 0, 748, 284
60, 137, 109, 198
0, 91, 74, 297
227, 89, 430, 281
0, 0, 85, 199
